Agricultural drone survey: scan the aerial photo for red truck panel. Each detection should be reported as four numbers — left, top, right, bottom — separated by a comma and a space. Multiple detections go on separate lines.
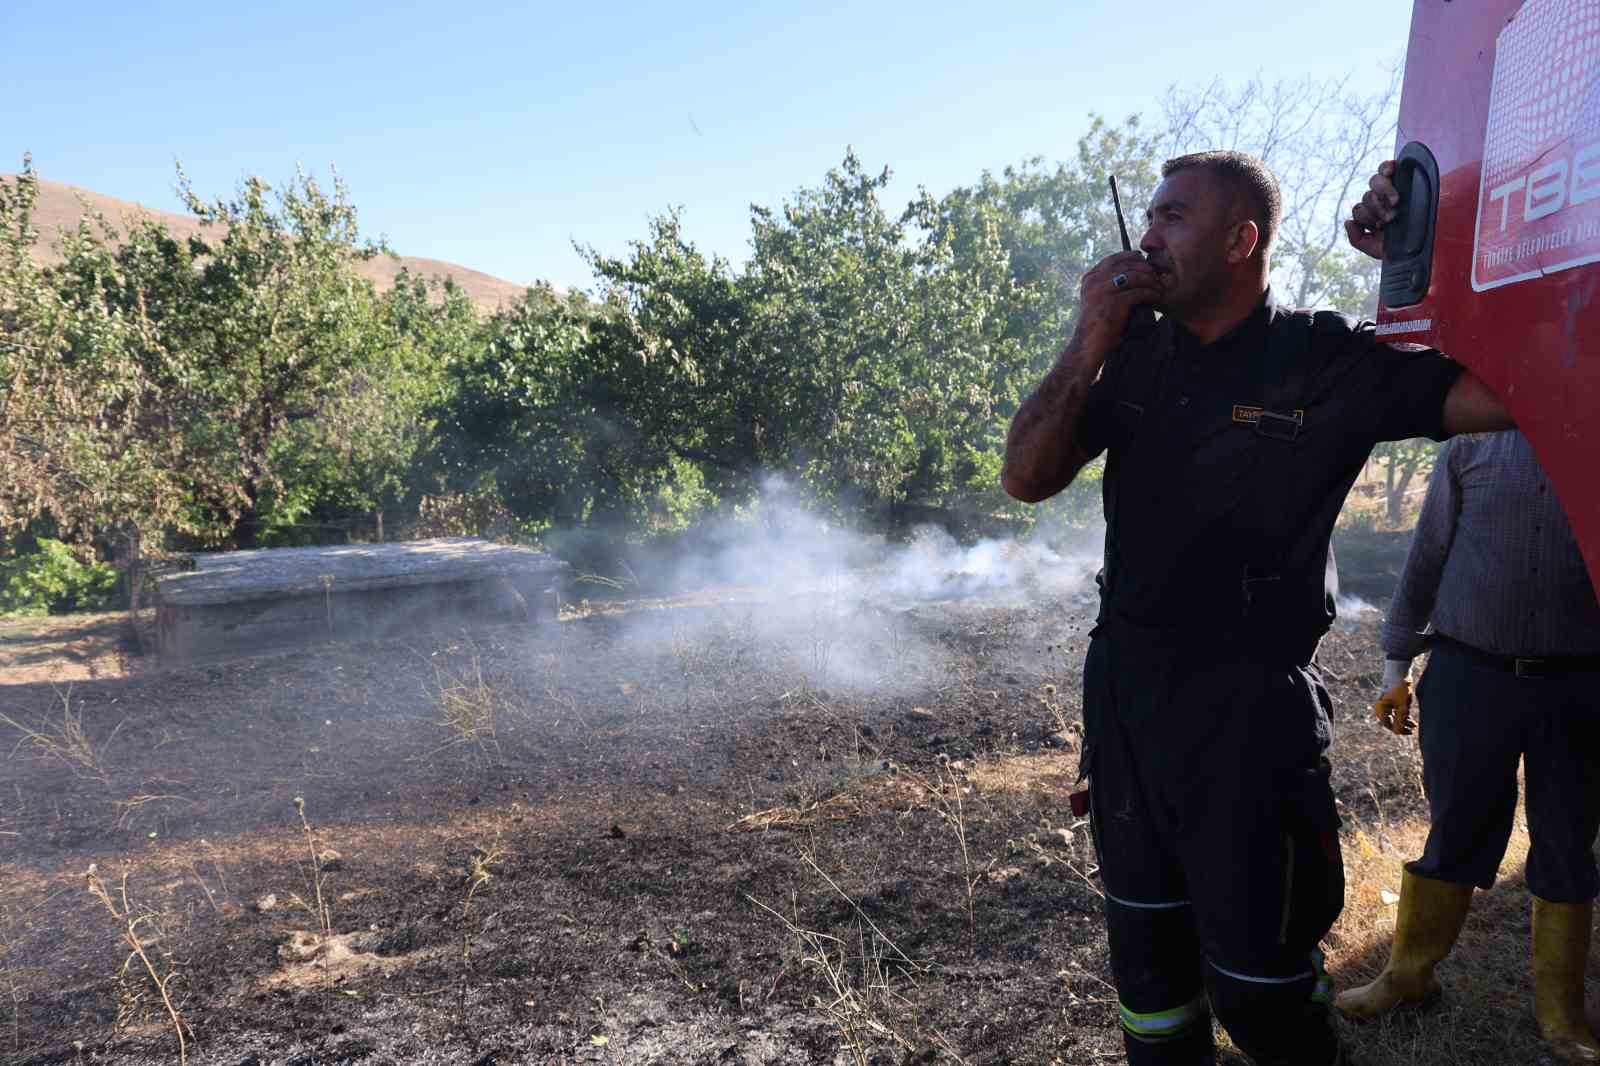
1382, 0, 1600, 588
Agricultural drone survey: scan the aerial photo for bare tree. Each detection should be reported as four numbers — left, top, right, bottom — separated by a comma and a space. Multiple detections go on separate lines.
1158, 67, 1402, 316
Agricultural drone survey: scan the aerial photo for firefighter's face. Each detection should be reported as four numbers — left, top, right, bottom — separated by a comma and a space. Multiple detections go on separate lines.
1139, 170, 1252, 315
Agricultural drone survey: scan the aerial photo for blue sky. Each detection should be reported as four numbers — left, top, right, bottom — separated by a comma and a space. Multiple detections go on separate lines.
7, 1, 1410, 292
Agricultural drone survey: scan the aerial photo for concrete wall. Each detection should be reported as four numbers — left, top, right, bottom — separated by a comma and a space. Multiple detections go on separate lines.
156, 575, 558, 668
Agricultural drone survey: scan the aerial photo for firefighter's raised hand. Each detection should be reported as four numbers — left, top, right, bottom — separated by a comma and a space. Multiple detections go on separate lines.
1372, 657, 1416, 736
1345, 160, 1400, 260
1072, 251, 1164, 355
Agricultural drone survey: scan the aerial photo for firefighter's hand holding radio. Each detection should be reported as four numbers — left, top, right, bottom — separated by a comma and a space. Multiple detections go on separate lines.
1074, 250, 1164, 355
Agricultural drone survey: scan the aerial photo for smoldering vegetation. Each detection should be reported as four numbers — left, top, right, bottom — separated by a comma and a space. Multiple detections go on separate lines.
576, 484, 1105, 706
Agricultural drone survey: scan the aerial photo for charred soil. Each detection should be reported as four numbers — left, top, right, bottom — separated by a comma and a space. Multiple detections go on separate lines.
0, 583, 1562, 1065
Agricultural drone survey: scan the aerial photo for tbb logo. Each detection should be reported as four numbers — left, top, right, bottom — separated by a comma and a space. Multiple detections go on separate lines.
1473, 0, 1600, 291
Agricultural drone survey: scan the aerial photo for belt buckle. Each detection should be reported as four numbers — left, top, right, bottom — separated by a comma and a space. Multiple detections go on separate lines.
1514, 658, 1542, 679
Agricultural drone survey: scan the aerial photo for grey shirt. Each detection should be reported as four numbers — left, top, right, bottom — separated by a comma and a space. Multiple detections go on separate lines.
1381, 430, 1600, 660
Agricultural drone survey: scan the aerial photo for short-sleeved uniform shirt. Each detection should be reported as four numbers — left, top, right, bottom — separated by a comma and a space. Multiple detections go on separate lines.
1077, 291, 1463, 646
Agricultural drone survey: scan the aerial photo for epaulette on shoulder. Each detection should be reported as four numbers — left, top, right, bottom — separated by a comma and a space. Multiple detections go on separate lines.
1310, 309, 1361, 335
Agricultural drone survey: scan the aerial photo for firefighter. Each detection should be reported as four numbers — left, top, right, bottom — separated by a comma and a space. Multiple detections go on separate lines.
1338, 170, 1600, 1065
1002, 150, 1513, 1066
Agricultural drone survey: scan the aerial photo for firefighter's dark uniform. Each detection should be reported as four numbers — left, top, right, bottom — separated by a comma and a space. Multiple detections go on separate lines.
1075, 292, 1462, 1065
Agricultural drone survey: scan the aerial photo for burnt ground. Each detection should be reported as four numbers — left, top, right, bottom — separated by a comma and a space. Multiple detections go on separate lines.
0, 568, 1592, 1065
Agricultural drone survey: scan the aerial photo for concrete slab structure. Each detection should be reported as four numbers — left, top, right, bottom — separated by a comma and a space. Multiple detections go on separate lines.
153, 538, 568, 667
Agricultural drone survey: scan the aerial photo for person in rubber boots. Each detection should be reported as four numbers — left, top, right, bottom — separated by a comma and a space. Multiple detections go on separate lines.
1002, 150, 1512, 1066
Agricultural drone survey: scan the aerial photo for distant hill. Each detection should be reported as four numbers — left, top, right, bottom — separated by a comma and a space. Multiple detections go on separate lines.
9, 176, 532, 312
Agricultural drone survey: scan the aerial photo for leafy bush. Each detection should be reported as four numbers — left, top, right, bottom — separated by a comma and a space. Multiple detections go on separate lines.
0, 539, 119, 617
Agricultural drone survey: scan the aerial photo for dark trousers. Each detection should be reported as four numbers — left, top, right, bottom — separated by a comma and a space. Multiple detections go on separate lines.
1410, 638, 1600, 903
1083, 634, 1344, 1066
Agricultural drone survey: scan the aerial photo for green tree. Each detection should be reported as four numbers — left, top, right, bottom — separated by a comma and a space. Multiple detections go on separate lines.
583, 213, 762, 506
0, 161, 206, 582
0, 538, 118, 616
737, 152, 925, 508
915, 116, 1162, 522
262, 270, 480, 543
1371, 438, 1440, 525
429, 285, 642, 529
160, 166, 389, 547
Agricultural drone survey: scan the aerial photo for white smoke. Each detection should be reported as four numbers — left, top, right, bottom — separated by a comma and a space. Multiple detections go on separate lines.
1334, 594, 1382, 624
587, 478, 1104, 697
877, 526, 1101, 606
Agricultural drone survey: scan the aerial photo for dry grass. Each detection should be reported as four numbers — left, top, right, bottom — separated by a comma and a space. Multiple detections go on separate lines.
749, 876, 969, 1066
111, 792, 195, 833
729, 792, 863, 832
750, 896, 915, 1066
263, 929, 410, 992
805, 571, 844, 689
740, 743, 1590, 1066
6, 596, 1589, 1064
423, 644, 514, 764
1328, 806, 1600, 1066
908, 757, 986, 952
0, 898, 21, 1055
1, 685, 123, 783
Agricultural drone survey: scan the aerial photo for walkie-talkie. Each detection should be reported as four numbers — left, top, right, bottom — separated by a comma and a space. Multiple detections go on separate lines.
1109, 175, 1133, 253
1109, 175, 1157, 331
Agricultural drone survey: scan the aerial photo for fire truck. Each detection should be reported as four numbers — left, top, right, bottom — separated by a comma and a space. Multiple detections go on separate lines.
1383, 0, 1600, 588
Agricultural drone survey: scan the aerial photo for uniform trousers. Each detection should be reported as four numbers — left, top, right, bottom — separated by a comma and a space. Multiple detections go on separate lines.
1083, 632, 1344, 1066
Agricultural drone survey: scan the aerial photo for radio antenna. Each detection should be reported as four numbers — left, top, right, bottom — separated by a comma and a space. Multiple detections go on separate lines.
1109, 175, 1132, 252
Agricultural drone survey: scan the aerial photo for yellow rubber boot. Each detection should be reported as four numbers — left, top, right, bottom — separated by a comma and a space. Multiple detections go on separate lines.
1335, 868, 1473, 1018
1533, 898, 1600, 1063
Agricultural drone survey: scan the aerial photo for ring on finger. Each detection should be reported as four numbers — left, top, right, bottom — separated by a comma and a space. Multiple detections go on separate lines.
1111, 273, 1129, 290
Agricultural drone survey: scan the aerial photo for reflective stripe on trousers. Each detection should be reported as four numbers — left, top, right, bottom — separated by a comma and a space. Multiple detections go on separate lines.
1120, 995, 1209, 1043
1206, 947, 1332, 1002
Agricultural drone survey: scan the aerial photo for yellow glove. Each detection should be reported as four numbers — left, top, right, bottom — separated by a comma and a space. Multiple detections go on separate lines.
1373, 658, 1415, 736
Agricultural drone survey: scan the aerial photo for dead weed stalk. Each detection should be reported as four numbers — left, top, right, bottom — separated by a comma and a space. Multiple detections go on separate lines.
0, 899, 20, 1054
84, 864, 189, 1065
729, 792, 862, 833
797, 845, 919, 974
111, 793, 192, 833
1037, 683, 1071, 736
666, 617, 706, 713
289, 797, 333, 943
804, 571, 844, 689
1, 686, 122, 784
749, 891, 968, 1066
456, 839, 506, 1042
908, 757, 984, 951
751, 897, 906, 1066
179, 839, 230, 915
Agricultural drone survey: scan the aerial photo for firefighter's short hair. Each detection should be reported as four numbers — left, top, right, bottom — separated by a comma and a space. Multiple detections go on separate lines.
1162, 150, 1282, 255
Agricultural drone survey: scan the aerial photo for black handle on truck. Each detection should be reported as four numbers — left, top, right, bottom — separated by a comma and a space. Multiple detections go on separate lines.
1380, 141, 1441, 309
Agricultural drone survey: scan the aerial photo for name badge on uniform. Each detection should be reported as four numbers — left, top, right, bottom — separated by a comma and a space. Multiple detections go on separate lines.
1232, 405, 1304, 427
